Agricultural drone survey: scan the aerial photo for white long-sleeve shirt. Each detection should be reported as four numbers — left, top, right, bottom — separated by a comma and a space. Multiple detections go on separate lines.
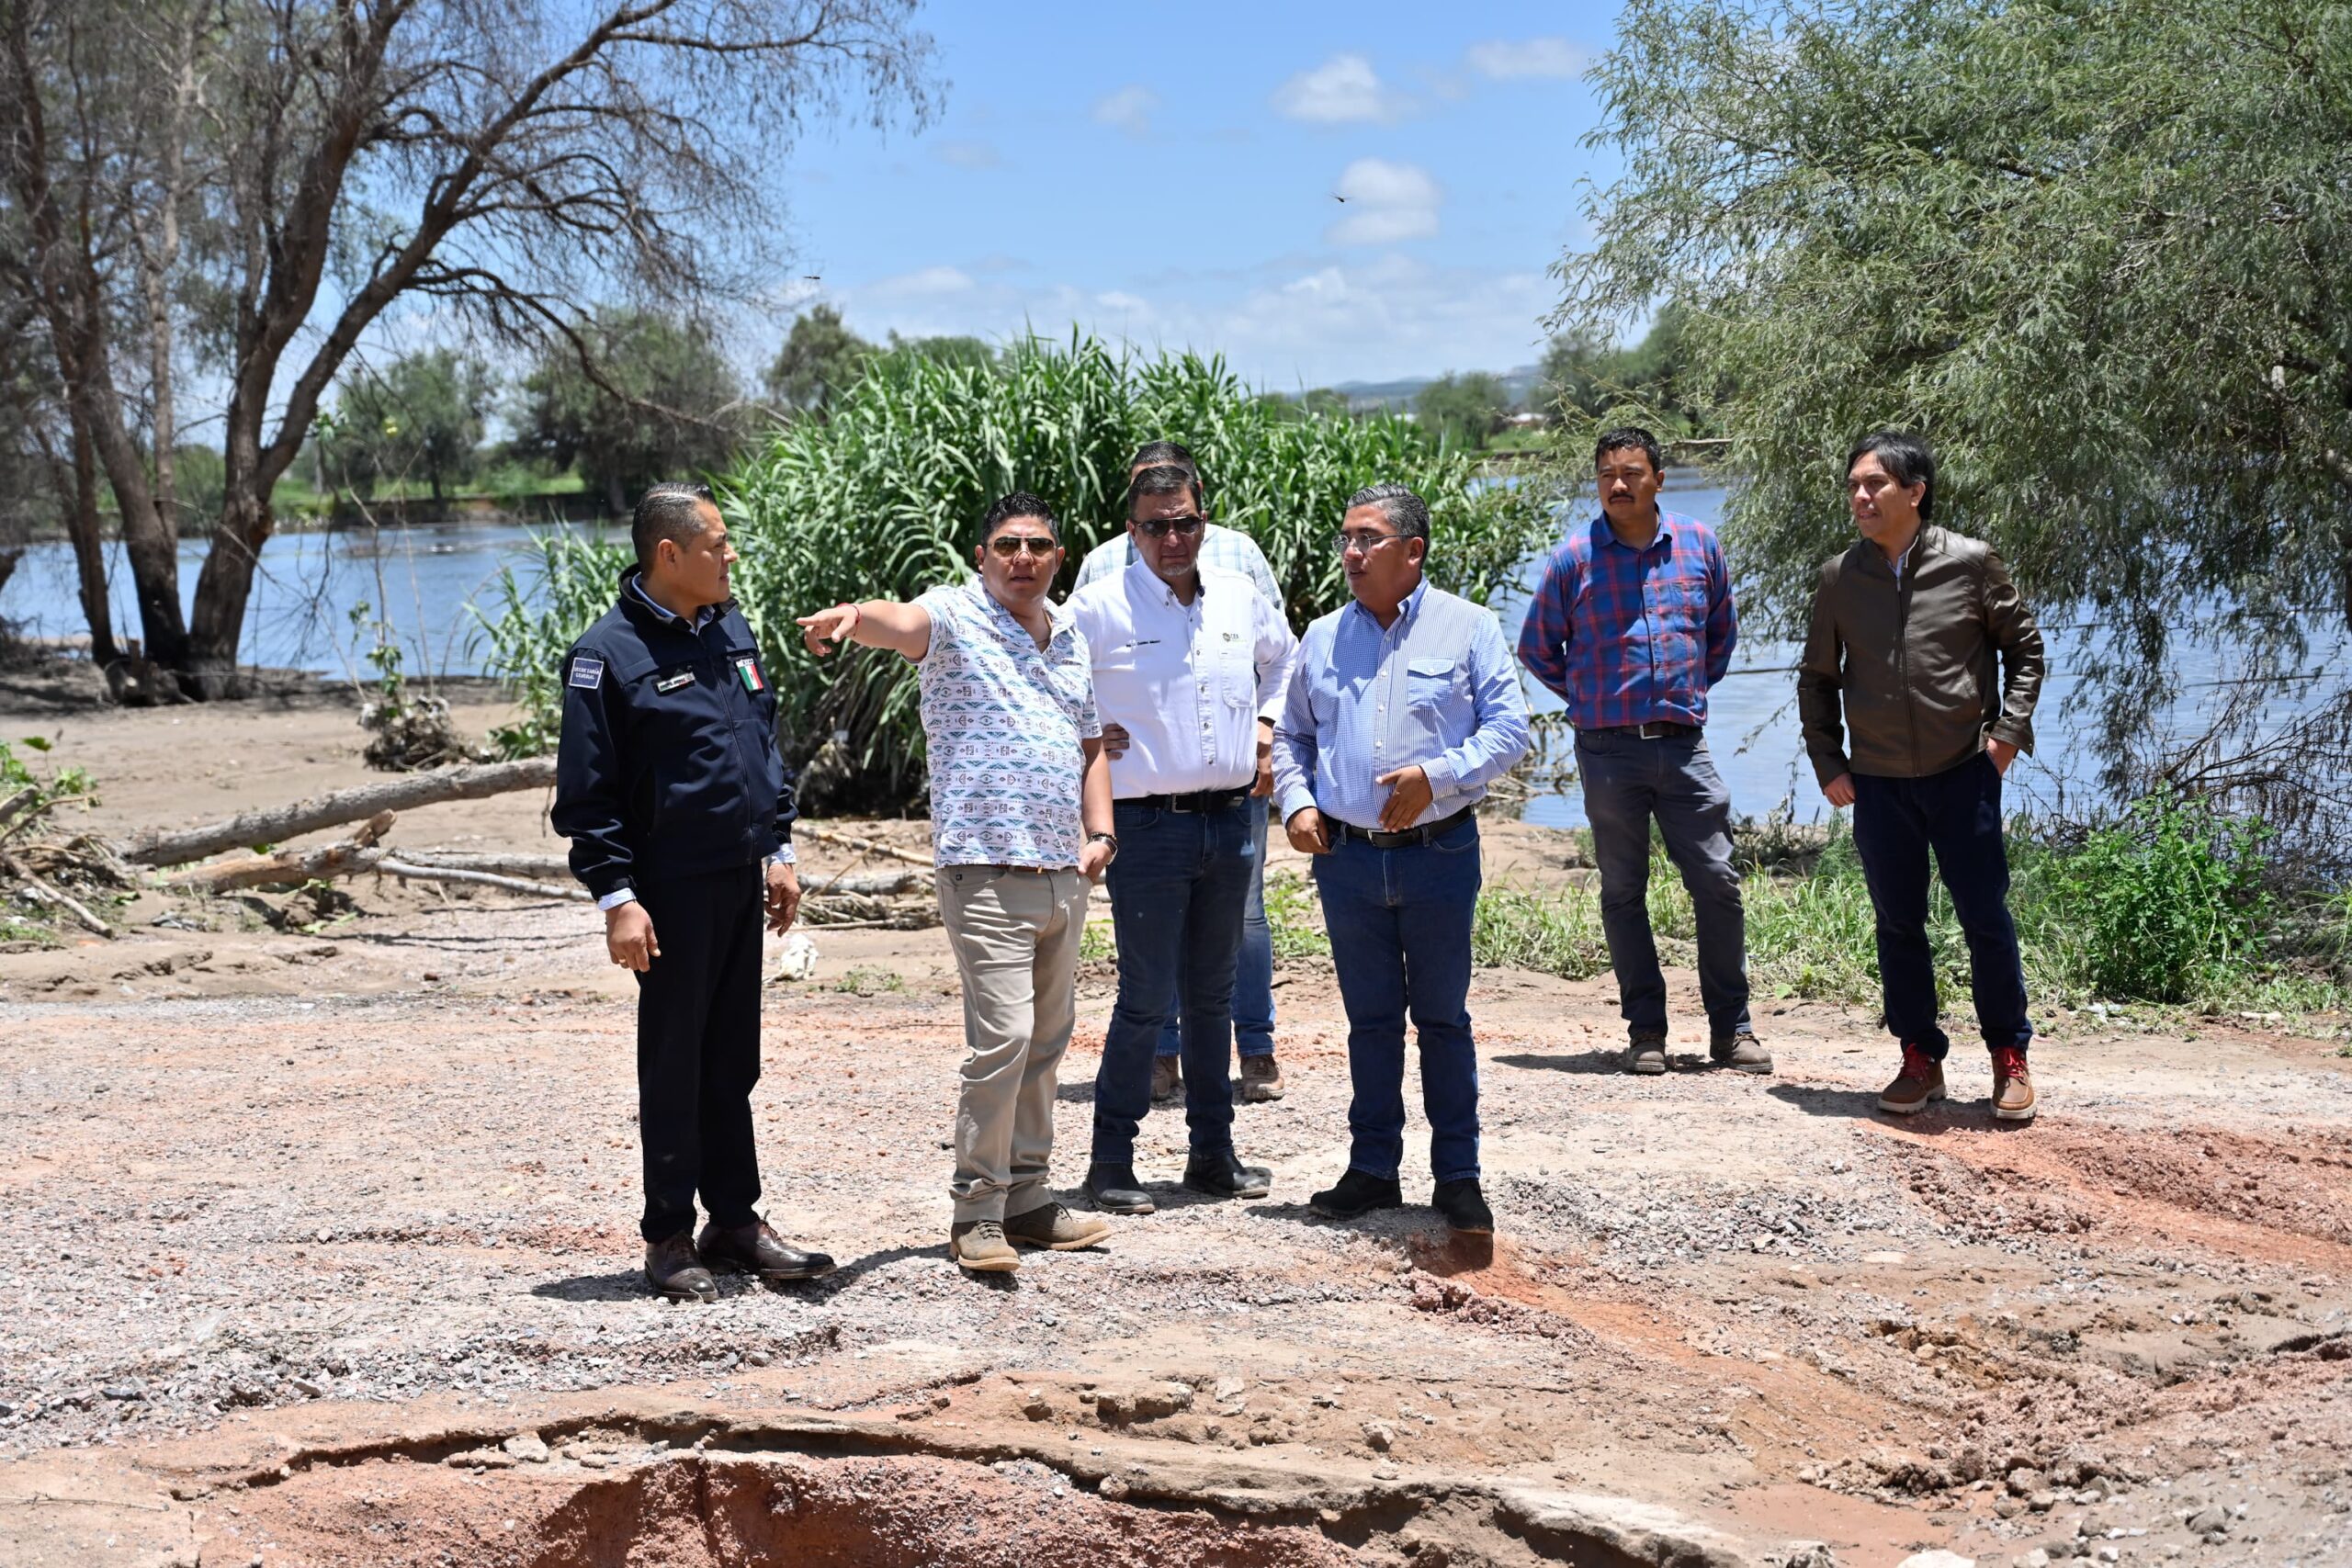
1067, 560, 1298, 798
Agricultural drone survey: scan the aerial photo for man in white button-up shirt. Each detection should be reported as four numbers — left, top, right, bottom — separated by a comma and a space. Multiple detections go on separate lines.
1067, 464, 1298, 1216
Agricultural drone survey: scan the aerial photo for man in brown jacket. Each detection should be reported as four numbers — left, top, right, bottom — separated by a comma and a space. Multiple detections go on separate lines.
1798, 430, 2045, 1122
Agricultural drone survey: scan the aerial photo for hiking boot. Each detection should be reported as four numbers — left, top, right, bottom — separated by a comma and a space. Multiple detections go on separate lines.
1877, 1042, 1947, 1115
1149, 1055, 1182, 1103
1432, 1179, 1495, 1235
1308, 1168, 1403, 1220
1991, 1045, 2037, 1122
1182, 1148, 1272, 1201
696, 1218, 835, 1282
1709, 1028, 1774, 1075
1625, 1029, 1668, 1076
1004, 1201, 1112, 1251
643, 1232, 718, 1303
948, 1219, 1020, 1273
1238, 1054, 1287, 1101
1083, 1163, 1156, 1215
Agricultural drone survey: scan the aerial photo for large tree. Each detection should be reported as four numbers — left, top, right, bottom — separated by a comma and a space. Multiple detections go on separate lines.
325, 348, 493, 502
763, 303, 874, 415
1555, 0, 2352, 806
0, 0, 934, 695
1414, 371, 1510, 452
514, 308, 746, 514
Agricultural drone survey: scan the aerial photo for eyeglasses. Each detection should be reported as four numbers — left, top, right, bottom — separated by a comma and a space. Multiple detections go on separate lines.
1334, 530, 1405, 556
988, 536, 1060, 558
1135, 515, 1205, 539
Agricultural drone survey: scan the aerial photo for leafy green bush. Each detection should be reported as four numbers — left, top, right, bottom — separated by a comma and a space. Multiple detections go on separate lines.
2047, 792, 2271, 1004
1262, 870, 1330, 961
1471, 887, 1612, 980
479, 333, 1556, 810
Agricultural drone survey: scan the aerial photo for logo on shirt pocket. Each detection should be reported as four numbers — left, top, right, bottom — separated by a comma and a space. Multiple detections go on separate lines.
654, 668, 696, 694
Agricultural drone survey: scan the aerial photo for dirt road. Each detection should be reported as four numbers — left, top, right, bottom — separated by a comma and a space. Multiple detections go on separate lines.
1, 688, 2346, 1568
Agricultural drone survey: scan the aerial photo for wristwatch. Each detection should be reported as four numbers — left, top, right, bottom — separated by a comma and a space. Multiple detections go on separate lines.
1086, 831, 1119, 863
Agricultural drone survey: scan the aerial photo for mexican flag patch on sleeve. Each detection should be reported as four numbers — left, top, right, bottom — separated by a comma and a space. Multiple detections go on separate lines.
736, 656, 764, 694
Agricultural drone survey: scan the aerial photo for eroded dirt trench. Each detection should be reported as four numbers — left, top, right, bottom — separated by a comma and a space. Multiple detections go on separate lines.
4, 849, 2351, 1565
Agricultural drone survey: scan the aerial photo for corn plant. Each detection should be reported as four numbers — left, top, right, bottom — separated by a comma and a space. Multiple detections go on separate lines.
480, 333, 1560, 811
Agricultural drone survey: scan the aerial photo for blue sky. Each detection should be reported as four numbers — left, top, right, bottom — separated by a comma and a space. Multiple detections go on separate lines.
757, 1, 1626, 389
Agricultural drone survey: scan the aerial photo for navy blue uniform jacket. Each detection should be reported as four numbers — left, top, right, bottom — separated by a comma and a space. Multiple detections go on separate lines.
551, 569, 797, 901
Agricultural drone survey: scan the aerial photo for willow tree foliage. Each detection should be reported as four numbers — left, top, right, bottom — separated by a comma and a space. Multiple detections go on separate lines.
1555, 0, 2352, 802
482, 334, 1557, 812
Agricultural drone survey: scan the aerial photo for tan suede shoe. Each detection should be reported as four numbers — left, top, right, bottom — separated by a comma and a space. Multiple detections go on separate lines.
1991, 1045, 2037, 1122
1877, 1042, 1947, 1114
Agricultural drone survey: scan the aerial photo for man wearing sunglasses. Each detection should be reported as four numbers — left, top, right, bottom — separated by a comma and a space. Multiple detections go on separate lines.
1068, 464, 1298, 1216
797, 494, 1118, 1274
1075, 440, 1292, 1109
1273, 484, 1530, 1235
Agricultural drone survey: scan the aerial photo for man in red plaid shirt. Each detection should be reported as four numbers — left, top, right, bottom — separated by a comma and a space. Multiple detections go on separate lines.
1517, 427, 1765, 1077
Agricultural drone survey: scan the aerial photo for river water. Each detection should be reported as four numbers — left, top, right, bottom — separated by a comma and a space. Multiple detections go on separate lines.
2, 482, 2335, 827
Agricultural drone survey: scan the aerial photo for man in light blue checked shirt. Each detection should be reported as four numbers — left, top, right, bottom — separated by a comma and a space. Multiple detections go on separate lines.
1077, 439, 1293, 1108
1272, 482, 1531, 1236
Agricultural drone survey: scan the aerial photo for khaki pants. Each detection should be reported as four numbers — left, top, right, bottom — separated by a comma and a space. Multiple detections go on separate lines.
936, 864, 1090, 1224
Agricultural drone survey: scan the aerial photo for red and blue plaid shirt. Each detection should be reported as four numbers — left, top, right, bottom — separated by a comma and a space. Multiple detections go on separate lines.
1515, 511, 1737, 730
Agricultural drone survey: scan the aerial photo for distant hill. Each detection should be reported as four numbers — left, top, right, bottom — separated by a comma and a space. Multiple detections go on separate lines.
1291, 364, 1546, 414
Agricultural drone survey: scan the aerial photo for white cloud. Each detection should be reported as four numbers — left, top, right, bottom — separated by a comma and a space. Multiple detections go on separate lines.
831, 254, 1554, 390
1464, 37, 1589, 80
867, 265, 975, 299
936, 140, 1002, 170
1327, 158, 1442, 247
1272, 53, 1396, 124
1092, 85, 1159, 138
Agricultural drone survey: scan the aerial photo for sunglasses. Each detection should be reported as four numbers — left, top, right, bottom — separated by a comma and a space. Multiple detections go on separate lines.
987, 535, 1060, 558
1135, 515, 1206, 539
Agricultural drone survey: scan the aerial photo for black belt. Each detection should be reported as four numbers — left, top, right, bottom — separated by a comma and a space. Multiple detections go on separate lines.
1328, 805, 1476, 849
1582, 720, 1700, 739
1123, 788, 1253, 814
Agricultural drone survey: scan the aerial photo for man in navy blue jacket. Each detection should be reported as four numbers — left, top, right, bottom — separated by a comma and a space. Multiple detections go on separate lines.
553, 482, 833, 1302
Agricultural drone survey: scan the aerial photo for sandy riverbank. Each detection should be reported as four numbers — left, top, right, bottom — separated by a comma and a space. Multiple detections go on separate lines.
0, 683, 2346, 1568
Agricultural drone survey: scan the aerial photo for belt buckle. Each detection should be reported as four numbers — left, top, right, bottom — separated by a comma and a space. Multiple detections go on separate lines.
1169, 794, 1199, 813
1634, 721, 1668, 740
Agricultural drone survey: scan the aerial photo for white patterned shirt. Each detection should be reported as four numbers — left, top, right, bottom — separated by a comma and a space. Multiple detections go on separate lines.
1074, 523, 1283, 610
914, 580, 1102, 868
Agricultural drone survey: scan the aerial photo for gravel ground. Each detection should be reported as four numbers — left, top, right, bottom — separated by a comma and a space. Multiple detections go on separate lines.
3, 876, 2349, 1567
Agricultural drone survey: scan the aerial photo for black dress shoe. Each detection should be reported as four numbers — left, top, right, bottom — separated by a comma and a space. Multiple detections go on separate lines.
1083, 1163, 1156, 1215
697, 1219, 836, 1282
644, 1232, 718, 1303
1308, 1168, 1403, 1220
1182, 1148, 1272, 1200
1431, 1179, 1495, 1235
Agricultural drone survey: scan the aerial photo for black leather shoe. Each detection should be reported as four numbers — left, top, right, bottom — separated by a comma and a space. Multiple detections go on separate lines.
1083, 1163, 1156, 1215
1432, 1179, 1495, 1235
1182, 1148, 1272, 1200
697, 1218, 836, 1282
644, 1232, 718, 1303
1308, 1169, 1403, 1220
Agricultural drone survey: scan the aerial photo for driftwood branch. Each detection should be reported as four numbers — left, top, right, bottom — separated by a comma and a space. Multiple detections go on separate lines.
165, 814, 394, 893
794, 822, 933, 869
2, 850, 111, 937
121, 758, 556, 867
374, 858, 584, 901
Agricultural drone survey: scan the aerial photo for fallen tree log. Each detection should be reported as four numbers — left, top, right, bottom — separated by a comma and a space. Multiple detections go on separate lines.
375, 858, 585, 901
392, 851, 919, 898
121, 758, 557, 867
165, 812, 397, 893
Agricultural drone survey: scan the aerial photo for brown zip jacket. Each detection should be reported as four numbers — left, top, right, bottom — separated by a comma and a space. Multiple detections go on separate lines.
1797, 525, 2044, 785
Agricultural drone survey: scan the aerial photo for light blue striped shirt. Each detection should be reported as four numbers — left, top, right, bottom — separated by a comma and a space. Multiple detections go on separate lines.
1274, 579, 1532, 831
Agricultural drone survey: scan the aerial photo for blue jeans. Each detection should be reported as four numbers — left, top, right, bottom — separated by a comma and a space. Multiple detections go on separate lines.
1575, 729, 1752, 1041
1155, 805, 1275, 1061
1091, 797, 1257, 1167
1850, 753, 2033, 1057
1312, 815, 1483, 1185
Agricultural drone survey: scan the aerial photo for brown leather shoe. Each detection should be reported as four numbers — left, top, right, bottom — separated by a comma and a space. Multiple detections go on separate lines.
1625, 1029, 1668, 1076
1709, 1028, 1774, 1075
948, 1219, 1019, 1273
1877, 1041, 1946, 1115
644, 1233, 717, 1303
1990, 1045, 2037, 1122
1238, 1054, 1286, 1101
1150, 1055, 1182, 1104
696, 1218, 836, 1282
1003, 1201, 1112, 1251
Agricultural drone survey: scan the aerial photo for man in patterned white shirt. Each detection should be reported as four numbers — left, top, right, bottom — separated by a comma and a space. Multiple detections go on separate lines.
797, 493, 1119, 1274
1076, 440, 1293, 1106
